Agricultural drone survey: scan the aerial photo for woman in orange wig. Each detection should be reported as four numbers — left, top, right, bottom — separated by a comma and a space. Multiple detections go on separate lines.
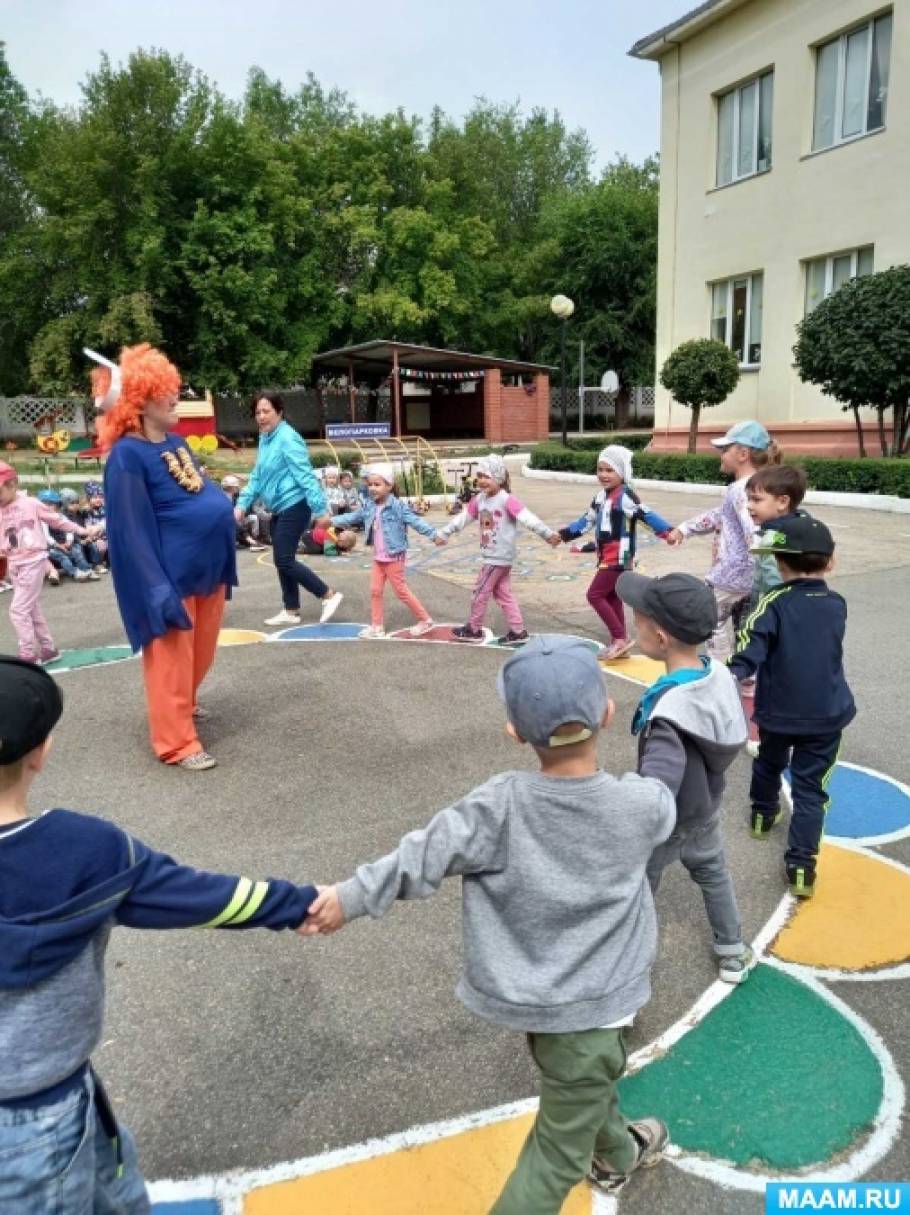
91, 344, 236, 770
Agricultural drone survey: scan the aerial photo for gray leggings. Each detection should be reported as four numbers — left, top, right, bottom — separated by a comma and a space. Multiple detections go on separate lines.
647, 817, 744, 956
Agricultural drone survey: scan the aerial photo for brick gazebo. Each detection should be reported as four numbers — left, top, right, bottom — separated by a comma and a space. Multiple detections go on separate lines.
311, 340, 553, 443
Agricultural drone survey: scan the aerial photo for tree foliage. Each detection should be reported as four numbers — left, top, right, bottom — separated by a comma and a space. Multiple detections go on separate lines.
0, 49, 659, 397
659, 338, 740, 454
793, 266, 910, 456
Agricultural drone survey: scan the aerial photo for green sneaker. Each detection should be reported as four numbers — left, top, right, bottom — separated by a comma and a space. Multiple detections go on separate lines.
787, 864, 816, 898
750, 806, 782, 839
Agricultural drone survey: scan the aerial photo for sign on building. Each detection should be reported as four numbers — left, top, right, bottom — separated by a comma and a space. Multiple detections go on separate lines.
325, 422, 391, 440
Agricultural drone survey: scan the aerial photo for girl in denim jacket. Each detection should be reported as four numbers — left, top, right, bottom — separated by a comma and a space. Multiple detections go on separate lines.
333, 464, 442, 638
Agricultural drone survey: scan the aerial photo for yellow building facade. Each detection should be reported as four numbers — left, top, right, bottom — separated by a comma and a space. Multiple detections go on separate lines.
631, 0, 908, 453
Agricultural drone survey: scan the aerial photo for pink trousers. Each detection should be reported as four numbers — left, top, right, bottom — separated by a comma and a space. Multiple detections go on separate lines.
9, 559, 54, 661
468, 565, 524, 632
370, 558, 430, 627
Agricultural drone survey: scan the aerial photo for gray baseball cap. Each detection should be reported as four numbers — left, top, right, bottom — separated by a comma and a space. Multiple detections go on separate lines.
617, 571, 717, 644
497, 634, 608, 748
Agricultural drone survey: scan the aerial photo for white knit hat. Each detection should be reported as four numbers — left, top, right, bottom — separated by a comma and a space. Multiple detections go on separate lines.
365, 462, 396, 485
598, 445, 634, 484
323, 464, 340, 477
477, 454, 508, 484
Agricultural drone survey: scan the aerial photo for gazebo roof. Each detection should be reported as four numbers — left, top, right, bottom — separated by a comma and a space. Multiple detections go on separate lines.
312, 340, 554, 375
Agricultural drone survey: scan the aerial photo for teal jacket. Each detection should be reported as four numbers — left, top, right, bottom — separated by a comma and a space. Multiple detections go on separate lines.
237, 421, 327, 517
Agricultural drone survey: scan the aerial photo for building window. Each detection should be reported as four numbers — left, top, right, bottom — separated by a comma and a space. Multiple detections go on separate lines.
711, 273, 763, 365
805, 246, 874, 313
812, 12, 892, 150
716, 71, 773, 185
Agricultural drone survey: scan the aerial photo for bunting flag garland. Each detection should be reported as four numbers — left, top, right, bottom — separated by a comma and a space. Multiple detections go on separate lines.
399, 368, 485, 382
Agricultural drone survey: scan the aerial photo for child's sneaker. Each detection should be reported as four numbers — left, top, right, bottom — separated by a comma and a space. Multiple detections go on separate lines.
359, 625, 386, 639
451, 624, 484, 642
750, 806, 782, 838
718, 946, 758, 985
409, 618, 435, 636
39, 649, 61, 665
787, 863, 816, 899
176, 750, 217, 771
497, 630, 530, 646
74, 569, 91, 582
45, 571, 60, 587
599, 638, 635, 663
588, 1118, 669, 1195
87, 570, 101, 581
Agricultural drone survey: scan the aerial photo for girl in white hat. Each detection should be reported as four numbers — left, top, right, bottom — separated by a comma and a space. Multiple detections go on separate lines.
333, 464, 442, 638
437, 455, 559, 645
558, 446, 674, 660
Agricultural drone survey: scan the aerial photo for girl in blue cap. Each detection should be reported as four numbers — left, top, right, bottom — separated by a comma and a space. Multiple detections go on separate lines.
667, 420, 780, 661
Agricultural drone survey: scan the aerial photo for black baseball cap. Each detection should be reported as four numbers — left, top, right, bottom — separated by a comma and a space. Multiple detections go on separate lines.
617, 572, 718, 645
753, 513, 835, 557
0, 656, 63, 765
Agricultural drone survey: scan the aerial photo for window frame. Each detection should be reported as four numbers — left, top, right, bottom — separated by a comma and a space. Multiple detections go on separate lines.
804, 246, 874, 314
710, 272, 764, 368
715, 70, 774, 186
812, 12, 892, 151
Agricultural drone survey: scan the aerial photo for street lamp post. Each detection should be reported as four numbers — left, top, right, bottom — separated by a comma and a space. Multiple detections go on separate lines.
550, 294, 575, 446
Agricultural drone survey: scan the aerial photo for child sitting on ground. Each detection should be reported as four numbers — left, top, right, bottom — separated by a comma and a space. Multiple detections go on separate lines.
222, 475, 266, 551
321, 465, 347, 514
616, 571, 753, 984
0, 658, 318, 1210
298, 524, 357, 556
339, 469, 360, 512
729, 514, 855, 899
304, 635, 675, 1208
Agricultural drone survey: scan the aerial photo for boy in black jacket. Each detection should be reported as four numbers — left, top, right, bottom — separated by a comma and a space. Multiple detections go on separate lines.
0, 657, 317, 1213
729, 514, 855, 899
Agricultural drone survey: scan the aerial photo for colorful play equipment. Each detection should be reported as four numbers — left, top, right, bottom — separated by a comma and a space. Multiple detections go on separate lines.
173, 390, 217, 440
307, 433, 450, 511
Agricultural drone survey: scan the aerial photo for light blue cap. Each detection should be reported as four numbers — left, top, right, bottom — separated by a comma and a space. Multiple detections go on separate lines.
711, 420, 771, 450
497, 634, 607, 748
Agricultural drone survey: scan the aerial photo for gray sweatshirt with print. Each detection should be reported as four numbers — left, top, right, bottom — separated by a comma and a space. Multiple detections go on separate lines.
337, 769, 675, 1032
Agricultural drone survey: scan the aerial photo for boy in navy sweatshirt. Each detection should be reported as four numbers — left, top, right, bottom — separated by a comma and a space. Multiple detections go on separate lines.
0, 657, 317, 1213
729, 514, 855, 898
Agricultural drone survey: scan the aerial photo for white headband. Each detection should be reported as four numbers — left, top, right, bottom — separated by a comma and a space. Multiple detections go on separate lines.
83, 348, 122, 414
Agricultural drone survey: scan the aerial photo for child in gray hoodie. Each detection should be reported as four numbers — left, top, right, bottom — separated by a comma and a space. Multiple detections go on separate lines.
304, 635, 675, 1210
617, 571, 753, 984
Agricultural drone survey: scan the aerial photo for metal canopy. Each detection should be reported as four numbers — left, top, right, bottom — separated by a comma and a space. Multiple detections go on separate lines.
312, 339, 554, 375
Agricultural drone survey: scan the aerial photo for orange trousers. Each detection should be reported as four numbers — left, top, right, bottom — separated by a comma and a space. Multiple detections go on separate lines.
141, 588, 225, 763
370, 558, 430, 628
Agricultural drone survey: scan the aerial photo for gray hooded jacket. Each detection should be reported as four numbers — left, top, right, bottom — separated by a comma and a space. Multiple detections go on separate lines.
637, 660, 747, 832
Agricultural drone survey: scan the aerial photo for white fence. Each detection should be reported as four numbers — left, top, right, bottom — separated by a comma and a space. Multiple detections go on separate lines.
0, 397, 90, 442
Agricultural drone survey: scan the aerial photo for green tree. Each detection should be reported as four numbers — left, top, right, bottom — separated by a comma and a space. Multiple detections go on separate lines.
793, 266, 910, 457
660, 339, 740, 454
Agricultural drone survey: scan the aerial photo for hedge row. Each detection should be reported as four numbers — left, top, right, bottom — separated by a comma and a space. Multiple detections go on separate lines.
565, 433, 653, 453
528, 444, 910, 498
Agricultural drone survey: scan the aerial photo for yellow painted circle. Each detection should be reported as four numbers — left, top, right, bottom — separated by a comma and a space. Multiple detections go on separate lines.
186, 434, 203, 452
217, 628, 267, 647
200, 434, 219, 453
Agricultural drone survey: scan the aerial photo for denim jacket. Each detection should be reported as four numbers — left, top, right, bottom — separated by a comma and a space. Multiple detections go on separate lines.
333, 495, 437, 556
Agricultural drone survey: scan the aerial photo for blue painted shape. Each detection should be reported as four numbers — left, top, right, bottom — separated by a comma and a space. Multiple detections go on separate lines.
152, 1201, 220, 1215
785, 764, 910, 839
270, 622, 364, 641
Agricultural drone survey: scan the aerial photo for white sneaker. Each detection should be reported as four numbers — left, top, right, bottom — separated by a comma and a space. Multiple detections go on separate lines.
319, 591, 343, 624
409, 618, 435, 636
264, 609, 301, 626
87, 570, 101, 581
74, 569, 90, 582
359, 625, 386, 639
176, 750, 217, 771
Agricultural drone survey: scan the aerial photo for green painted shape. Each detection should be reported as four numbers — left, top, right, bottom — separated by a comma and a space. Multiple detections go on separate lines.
619, 965, 882, 1169
45, 646, 135, 671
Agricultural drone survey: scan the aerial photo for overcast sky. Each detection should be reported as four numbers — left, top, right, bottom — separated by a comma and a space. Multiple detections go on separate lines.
3, 0, 685, 167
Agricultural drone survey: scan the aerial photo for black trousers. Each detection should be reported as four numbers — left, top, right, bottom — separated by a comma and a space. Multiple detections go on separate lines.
750, 729, 841, 868
272, 499, 329, 609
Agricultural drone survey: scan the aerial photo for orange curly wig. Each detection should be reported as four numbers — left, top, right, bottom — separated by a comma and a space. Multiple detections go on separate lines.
93, 343, 181, 450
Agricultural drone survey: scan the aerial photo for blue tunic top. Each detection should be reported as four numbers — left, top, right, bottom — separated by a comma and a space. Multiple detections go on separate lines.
103, 434, 237, 651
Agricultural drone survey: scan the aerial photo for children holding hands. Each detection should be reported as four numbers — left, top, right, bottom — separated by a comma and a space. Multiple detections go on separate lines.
304, 636, 675, 1209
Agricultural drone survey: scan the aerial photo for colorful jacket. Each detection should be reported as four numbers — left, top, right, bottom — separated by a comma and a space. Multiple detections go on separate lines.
729, 578, 856, 735
440, 489, 554, 566
0, 492, 86, 569
103, 434, 237, 652
559, 485, 672, 569
678, 476, 755, 593
236, 421, 327, 517
333, 495, 437, 556
0, 808, 316, 1103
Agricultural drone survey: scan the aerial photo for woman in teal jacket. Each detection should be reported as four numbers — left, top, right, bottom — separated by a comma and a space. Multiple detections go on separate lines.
236, 393, 343, 627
